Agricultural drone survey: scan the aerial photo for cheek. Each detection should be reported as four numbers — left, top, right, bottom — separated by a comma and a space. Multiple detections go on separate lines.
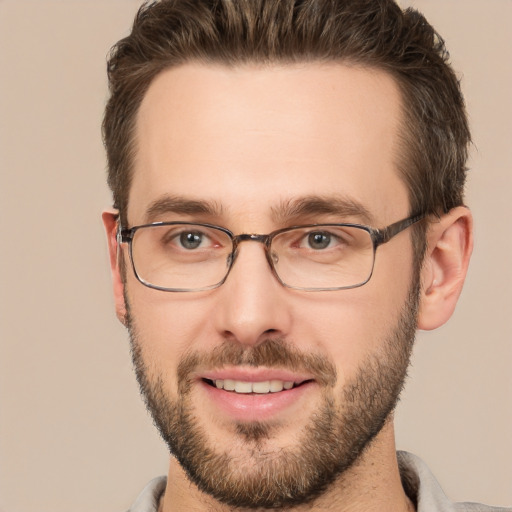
291, 292, 385, 374
124, 279, 217, 382
293, 249, 415, 378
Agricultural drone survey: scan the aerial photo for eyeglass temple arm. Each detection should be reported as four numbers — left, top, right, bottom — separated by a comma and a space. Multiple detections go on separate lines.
373, 213, 425, 245
115, 219, 132, 244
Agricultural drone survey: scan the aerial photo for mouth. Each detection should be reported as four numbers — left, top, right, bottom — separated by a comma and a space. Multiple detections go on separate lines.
202, 378, 312, 394
198, 370, 317, 421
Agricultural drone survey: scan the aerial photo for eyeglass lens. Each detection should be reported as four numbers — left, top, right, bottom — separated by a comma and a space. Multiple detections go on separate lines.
129, 223, 375, 291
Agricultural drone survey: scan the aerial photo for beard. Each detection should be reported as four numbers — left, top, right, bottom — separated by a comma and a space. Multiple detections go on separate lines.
125, 282, 419, 509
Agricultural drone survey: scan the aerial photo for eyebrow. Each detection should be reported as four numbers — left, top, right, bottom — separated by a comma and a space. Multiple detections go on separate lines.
142, 194, 374, 227
144, 195, 223, 223
271, 195, 375, 226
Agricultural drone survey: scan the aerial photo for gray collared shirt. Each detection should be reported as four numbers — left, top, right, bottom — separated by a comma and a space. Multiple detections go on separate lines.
127, 451, 511, 511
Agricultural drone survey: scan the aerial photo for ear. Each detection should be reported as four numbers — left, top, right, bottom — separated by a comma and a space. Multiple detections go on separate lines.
417, 206, 473, 330
102, 210, 128, 325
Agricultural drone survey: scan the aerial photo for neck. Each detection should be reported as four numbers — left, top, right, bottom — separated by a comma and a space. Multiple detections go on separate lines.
159, 418, 414, 512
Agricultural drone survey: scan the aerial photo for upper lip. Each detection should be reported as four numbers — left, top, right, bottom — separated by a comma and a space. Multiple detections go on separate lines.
198, 367, 315, 385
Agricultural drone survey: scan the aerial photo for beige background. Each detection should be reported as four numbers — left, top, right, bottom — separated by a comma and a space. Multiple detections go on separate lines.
0, 1, 510, 511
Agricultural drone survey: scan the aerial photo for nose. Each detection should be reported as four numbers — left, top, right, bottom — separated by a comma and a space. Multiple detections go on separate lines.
211, 241, 293, 347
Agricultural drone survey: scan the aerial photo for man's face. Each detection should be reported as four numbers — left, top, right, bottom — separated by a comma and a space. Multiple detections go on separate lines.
122, 63, 419, 507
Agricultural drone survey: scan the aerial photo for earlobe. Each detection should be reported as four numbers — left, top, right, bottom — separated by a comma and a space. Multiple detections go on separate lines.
417, 206, 473, 331
102, 210, 128, 325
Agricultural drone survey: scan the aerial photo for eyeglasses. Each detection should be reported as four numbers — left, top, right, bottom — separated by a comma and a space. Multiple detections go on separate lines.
118, 214, 424, 292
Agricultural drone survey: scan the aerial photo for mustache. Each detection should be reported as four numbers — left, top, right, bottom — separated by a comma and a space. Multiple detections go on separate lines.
177, 337, 337, 389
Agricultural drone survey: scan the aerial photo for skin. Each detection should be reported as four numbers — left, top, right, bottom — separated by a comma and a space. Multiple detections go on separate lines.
103, 62, 473, 511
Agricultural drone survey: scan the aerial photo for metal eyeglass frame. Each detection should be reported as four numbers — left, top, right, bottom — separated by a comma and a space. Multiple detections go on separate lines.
118, 213, 425, 292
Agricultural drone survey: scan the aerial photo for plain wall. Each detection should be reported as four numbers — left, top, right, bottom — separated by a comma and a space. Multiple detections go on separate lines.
0, 1, 510, 510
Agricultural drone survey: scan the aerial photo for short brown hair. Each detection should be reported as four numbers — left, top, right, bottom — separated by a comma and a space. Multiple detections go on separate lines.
103, 0, 470, 237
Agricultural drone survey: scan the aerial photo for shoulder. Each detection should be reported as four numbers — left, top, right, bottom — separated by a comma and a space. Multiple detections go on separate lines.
126, 476, 167, 512
454, 504, 512, 512
397, 451, 511, 512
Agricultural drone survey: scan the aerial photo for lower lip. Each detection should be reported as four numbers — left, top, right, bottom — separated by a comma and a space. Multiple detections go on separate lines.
199, 380, 316, 422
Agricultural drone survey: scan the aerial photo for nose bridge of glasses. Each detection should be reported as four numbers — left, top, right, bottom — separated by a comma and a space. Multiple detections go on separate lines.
230, 233, 275, 267
232, 232, 272, 248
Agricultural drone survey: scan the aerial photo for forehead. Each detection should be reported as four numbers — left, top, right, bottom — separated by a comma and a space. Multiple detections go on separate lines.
129, 62, 408, 227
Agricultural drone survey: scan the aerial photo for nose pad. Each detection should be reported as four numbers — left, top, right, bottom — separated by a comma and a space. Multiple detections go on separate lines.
264, 249, 280, 280
226, 248, 238, 269
223, 239, 281, 289
226, 244, 278, 272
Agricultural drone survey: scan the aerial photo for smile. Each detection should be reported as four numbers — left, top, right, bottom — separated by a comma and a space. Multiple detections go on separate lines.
204, 378, 304, 394
199, 372, 317, 421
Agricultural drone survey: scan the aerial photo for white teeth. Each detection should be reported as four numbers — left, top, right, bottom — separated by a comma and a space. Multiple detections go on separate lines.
223, 379, 235, 391
252, 381, 271, 394
270, 380, 284, 392
213, 379, 296, 394
234, 381, 253, 393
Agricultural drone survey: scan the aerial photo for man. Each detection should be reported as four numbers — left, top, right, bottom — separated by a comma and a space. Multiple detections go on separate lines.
101, 1, 509, 511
